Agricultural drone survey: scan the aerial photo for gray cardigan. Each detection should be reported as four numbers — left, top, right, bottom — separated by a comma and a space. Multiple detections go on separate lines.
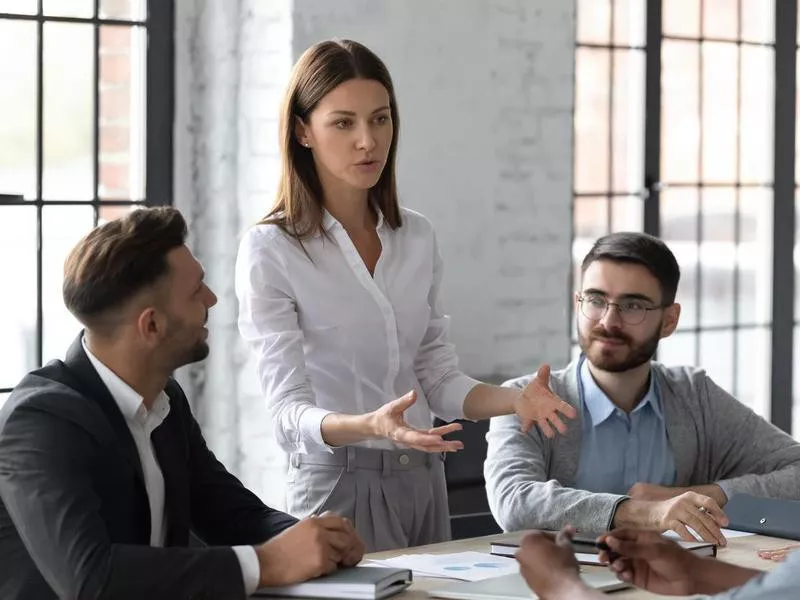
484, 360, 800, 533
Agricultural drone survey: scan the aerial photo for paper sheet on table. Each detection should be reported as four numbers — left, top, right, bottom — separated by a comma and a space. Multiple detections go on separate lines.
359, 559, 455, 580
363, 552, 520, 581
576, 552, 606, 565
664, 527, 754, 541
358, 558, 455, 580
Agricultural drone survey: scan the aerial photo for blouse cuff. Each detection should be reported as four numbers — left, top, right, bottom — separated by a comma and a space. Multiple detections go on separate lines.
297, 405, 337, 454
434, 373, 482, 422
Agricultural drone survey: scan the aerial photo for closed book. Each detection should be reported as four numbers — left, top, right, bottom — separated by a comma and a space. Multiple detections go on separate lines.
726, 493, 800, 541
490, 531, 717, 563
253, 566, 412, 599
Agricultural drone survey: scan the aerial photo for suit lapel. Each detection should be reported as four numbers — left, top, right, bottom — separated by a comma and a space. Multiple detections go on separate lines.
64, 333, 193, 546
63, 333, 146, 485
151, 397, 190, 547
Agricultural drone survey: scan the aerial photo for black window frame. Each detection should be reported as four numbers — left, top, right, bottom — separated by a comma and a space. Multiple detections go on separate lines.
573, 0, 797, 433
0, 0, 174, 394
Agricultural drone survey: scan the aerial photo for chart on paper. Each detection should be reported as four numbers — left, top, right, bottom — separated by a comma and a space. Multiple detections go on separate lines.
363, 551, 520, 581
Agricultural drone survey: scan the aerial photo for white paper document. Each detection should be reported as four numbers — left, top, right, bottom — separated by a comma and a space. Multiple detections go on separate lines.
665, 527, 754, 541
364, 552, 520, 581
575, 552, 605, 565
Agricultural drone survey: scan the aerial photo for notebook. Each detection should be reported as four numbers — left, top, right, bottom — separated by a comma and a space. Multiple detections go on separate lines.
725, 493, 800, 541
428, 571, 629, 600
490, 531, 717, 564
253, 566, 412, 599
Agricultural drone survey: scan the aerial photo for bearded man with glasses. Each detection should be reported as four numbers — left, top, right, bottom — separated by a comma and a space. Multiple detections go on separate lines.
484, 232, 800, 546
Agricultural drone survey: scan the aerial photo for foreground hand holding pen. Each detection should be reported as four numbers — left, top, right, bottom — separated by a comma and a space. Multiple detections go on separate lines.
598, 529, 760, 596
515, 526, 764, 600
514, 526, 587, 599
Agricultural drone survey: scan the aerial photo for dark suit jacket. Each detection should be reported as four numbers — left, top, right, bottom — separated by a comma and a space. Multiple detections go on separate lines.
0, 336, 297, 599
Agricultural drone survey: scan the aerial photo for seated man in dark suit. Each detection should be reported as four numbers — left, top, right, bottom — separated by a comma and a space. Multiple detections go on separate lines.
0, 207, 364, 599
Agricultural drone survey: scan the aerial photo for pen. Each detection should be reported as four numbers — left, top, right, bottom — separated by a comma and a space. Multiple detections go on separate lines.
595, 540, 621, 563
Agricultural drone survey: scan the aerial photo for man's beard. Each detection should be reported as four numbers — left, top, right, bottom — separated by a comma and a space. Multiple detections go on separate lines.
578, 321, 661, 373
163, 313, 210, 370
180, 338, 210, 366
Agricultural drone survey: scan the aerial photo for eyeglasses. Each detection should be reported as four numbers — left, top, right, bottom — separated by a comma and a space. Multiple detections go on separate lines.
578, 294, 667, 326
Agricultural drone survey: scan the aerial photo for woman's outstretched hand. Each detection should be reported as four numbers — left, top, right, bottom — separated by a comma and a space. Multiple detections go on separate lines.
369, 390, 464, 452
514, 365, 577, 437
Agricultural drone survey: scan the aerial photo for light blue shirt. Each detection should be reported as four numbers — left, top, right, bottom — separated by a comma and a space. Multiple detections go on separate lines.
714, 549, 800, 599
574, 356, 677, 495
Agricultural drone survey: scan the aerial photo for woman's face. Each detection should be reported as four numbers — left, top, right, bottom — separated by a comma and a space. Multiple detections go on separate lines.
297, 78, 393, 194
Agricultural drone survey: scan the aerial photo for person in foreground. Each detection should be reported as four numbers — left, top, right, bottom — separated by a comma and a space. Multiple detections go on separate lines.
485, 232, 800, 546
0, 207, 363, 600
516, 527, 799, 600
235, 38, 575, 552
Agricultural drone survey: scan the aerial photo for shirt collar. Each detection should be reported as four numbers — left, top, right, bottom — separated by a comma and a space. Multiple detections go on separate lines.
322, 201, 385, 233
321, 209, 338, 232
579, 356, 662, 427
81, 335, 170, 425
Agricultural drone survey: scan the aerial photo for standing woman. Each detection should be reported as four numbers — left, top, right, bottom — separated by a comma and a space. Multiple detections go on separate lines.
235, 39, 575, 552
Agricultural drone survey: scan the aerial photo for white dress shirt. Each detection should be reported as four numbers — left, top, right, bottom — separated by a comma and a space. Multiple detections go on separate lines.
235, 207, 480, 454
82, 337, 260, 595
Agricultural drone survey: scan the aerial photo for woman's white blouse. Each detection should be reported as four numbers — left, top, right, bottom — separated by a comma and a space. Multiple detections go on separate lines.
235, 207, 480, 454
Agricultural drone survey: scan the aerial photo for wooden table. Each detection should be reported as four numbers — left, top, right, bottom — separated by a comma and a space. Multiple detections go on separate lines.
367, 532, 794, 599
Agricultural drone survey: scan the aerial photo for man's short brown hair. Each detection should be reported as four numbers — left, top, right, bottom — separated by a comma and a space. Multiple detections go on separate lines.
63, 207, 188, 330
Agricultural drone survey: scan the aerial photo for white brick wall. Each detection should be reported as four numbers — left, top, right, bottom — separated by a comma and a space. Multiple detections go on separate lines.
291, 0, 576, 378
174, 0, 576, 507
235, 0, 295, 508
174, 0, 295, 507
174, 0, 244, 473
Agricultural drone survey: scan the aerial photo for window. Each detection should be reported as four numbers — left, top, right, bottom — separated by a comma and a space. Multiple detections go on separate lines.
574, 0, 794, 430
657, 0, 775, 418
573, 0, 647, 361
0, 0, 173, 397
